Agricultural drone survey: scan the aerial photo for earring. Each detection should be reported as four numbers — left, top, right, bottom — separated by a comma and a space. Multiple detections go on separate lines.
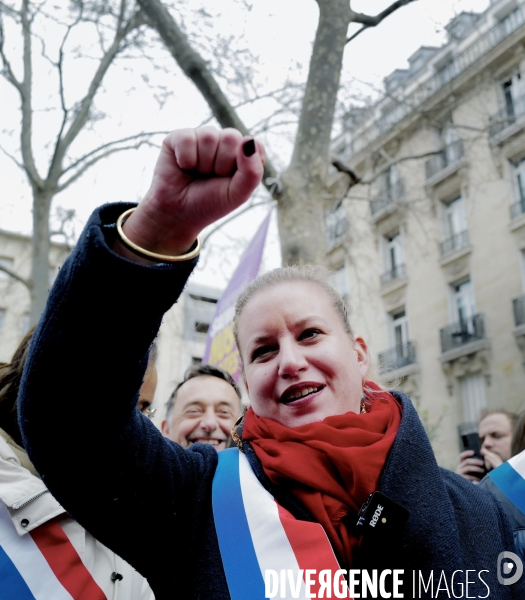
360, 386, 367, 414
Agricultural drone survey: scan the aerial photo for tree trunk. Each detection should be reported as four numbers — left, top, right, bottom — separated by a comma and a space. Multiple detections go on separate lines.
276, 173, 326, 266
30, 190, 53, 324
278, 0, 351, 265
137, 0, 353, 266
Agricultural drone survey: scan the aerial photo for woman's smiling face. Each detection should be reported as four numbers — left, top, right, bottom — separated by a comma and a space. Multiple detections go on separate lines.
237, 281, 369, 428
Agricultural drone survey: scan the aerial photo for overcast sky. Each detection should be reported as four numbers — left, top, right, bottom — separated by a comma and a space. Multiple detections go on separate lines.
0, 0, 491, 287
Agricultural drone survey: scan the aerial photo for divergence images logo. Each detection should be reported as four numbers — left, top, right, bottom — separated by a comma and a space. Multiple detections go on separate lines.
497, 551, 524, 586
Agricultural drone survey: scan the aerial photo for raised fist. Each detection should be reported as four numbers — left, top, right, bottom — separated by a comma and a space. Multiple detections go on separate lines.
121, 127, 266, 260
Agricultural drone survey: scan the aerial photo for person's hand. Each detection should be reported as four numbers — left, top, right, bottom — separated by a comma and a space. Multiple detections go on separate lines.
481, 447, 504, 471
118, 127, 266, 261
455, 450, 485, 482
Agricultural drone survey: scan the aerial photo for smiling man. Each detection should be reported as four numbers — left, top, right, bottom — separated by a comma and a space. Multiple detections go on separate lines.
161, 364, 241, 451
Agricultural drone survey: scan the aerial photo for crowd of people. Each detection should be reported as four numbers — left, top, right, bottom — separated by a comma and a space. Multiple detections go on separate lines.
1, 126, 524, 599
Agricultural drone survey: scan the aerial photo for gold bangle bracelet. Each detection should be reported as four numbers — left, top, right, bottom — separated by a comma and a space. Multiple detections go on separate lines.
116, 208, 201, 263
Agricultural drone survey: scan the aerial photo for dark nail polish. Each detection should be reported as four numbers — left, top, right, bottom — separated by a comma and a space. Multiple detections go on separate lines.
243, 139, 256, 157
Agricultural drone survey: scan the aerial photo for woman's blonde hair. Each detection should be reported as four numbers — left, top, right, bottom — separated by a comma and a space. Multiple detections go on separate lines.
232, 265, 383, 408
232, 265, 353, 364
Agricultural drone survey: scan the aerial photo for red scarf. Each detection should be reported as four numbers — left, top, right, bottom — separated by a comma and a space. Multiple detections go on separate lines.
242, 383, 402, 568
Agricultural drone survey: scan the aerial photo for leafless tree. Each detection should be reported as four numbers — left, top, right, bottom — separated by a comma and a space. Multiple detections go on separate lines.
137, 0, 420, 266
0, 0, 168, 322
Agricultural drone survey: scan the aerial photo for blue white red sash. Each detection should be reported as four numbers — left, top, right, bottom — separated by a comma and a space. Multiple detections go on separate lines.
212, 448, 349, 599
488, 450, 525, 514
0, 501, 107, 600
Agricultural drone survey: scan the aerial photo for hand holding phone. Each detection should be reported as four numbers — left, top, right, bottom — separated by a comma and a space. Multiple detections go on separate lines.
456, 426, 487, 482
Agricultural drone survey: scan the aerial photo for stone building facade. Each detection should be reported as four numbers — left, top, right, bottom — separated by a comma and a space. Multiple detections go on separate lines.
329, 0, 525, 467
153, 282, 222, 426
0, 230, 70, 362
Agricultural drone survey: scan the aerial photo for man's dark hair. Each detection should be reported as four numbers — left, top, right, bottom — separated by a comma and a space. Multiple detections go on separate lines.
165, 364, 241, 419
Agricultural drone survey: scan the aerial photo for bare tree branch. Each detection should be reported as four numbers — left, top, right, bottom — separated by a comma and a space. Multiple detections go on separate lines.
136, 0, 279, 194
0, 2, 19, 19
201, 200, 274, 248
331, 147, 444, 210
331, 148, 443, 186
61, 130, 170, 176
0, 143, 24, 170
46, 6, 85, 182
330, 156, 360, 184
0, 14, 22, 91
48, 2, 144, 182
361, 149, 446, 184
19, 0, 44, 189
2, 1, 157, 319
59, 11, 83, 121
57, 140, 157, 191
196, 82, 305, 128
50, 207, 75, 248
33, 30, 56, 69
346, 25, 366, 44
0, 263, 30, 288
347, 0, 419, 44
27, 0, 47, 26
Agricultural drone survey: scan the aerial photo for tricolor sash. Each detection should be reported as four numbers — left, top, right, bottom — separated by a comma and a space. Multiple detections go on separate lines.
212, 448, 350, 599
488, 451, 525, 514
0, 502, 107, 600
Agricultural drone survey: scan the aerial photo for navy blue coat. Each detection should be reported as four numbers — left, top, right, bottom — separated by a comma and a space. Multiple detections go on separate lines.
19, 204, 525, 599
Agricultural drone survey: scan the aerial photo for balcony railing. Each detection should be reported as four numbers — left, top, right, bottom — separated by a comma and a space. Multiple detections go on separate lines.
380, 263, 406, 285
325, 216, 349, 247
511, 198, 525, 219
513, 295, 525, 327
370, 181, 404, 216
425, 140, 464, 180
379, 341, 416, 373
489, 94, 525, 138
440, 313, 485, 353
440, 230, 469, 256
325, 206, 349, 248
350, 4, 525, 157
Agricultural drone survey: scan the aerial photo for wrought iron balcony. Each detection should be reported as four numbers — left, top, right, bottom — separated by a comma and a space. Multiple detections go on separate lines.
425, 140, 464, 180
379, 341, 416, 373
380, 263, 406, 285
325, 216, 349, 248
513, 295, 525, 327
325, 205, 349, 249
440, 230, 469, 256
440, 314, 485, 353
351, 4, 525, 157
510, 198, 525, 219
370, 181, 404, 216
489, 94, 525, 138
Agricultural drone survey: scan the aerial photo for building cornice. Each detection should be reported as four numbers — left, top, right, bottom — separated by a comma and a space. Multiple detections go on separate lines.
342, 1, 525, 165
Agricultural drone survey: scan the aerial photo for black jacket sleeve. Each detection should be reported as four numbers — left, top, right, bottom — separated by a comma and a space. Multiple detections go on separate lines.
18, 203, 219, 584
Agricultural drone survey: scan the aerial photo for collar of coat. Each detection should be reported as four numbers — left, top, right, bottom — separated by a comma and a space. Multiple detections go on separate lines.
0, 432, 65, 534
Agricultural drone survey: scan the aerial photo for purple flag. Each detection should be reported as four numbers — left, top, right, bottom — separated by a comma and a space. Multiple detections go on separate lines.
202, 209, 273, 382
